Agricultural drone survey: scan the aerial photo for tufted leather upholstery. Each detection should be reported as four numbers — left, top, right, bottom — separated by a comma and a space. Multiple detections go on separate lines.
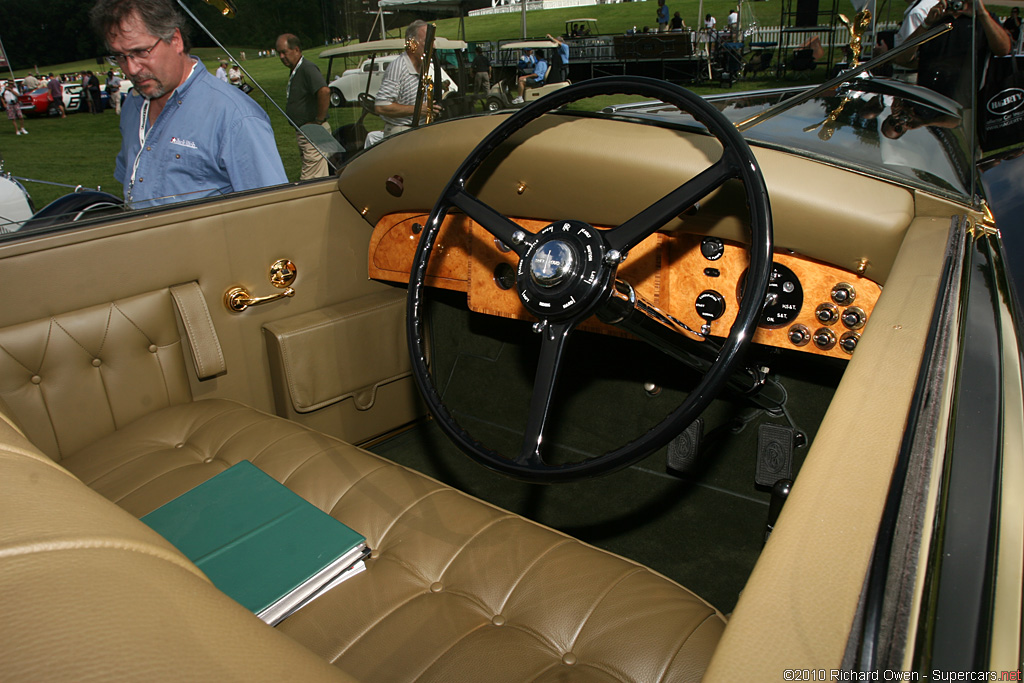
0, 283, 725, 681
0, 412, 359, 683
0, 289, 192, 460
51, 399, 725, 682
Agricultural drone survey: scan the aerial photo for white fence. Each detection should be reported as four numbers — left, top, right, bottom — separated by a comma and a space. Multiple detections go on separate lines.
744, 22, 898, 49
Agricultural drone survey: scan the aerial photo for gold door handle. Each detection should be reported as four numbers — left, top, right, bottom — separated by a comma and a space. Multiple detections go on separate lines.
224, 259, 297, 312
224, 286, 295, 312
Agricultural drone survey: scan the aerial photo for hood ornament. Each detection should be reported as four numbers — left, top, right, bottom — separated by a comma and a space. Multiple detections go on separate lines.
839, 9, 872, 67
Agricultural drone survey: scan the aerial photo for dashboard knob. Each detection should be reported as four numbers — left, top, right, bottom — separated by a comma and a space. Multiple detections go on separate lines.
815, 302, 839, 325
695, 290, 726, 320
813, 328, 837, 350
831, 282, 856, 305
841, 306, 866, 330
840, 332, 860, 354
788, 324, 811, 346
700, 237, 725, 261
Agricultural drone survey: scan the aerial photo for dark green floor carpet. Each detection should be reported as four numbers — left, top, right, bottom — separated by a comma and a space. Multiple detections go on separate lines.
370, 296, 842, 612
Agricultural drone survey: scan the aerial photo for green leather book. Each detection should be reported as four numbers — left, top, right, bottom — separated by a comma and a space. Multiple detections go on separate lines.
141, 460, 368, 625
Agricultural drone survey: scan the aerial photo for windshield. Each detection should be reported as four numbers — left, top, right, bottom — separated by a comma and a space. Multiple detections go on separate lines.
593, 2, 1020, 204
0, 0, 1019, 236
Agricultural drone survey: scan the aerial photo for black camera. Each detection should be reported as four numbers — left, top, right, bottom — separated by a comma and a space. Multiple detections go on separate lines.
948, 0, 965, 11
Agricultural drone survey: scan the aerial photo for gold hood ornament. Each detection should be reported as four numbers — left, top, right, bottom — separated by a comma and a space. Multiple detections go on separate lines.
839, 9, 872, 67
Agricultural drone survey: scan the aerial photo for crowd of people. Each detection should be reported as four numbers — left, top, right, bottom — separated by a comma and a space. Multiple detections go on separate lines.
0, 68, 129, 121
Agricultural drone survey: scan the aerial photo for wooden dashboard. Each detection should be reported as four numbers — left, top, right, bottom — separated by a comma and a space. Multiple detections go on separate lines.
368, 212, 882, 360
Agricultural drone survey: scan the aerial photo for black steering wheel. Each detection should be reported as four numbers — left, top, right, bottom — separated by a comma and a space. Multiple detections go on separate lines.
407, 76, 773, 483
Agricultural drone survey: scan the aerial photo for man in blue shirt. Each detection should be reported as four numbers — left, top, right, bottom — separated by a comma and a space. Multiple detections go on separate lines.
546, 33, 570, 83
657, 0, 670, 32
513, 50, 547, 104
91, 0, 287, 210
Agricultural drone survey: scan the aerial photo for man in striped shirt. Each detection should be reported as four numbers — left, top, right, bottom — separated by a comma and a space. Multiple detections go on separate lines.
375, 20, 440, 138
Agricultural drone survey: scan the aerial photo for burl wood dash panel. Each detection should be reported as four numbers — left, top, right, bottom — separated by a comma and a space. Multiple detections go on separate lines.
368, 213, 882, 359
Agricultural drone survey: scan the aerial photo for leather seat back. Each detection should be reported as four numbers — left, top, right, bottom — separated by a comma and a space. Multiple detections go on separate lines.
0, 288, 192, 460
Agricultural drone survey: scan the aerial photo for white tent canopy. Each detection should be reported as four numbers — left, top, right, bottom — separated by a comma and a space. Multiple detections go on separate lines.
374, 0, 476, 39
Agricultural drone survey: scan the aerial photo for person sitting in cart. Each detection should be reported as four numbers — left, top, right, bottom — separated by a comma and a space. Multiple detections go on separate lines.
513, 49, 547, 104
517, 48, 536, 77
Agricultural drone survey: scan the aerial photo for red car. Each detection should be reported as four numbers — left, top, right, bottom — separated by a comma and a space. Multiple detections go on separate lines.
17, 87, 53, 116
18, 84, 84, 116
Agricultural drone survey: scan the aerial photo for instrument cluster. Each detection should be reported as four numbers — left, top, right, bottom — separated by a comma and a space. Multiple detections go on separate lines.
685, 237, 881, 358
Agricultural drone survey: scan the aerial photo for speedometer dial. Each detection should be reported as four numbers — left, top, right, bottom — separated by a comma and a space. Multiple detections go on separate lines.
740, 263, 803, 328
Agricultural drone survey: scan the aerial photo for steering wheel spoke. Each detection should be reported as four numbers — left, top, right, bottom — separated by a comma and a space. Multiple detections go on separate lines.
606, 155, 737, 254
516, 322, 573, 467
450, 188, 534, 257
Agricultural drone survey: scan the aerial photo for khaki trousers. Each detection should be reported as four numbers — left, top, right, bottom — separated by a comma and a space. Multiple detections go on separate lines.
296, 121, 331, 180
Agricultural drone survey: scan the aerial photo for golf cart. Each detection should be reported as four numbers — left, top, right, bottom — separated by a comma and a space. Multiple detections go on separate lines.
484, 40, 571, 112
320, 37, 467, 108
319, 37, 469, 158
0, 165, 33, 234
565, 18, 598, 37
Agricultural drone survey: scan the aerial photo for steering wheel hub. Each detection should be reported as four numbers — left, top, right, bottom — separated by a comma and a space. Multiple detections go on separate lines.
529, 240, 575, 287
516, 220, 611, 322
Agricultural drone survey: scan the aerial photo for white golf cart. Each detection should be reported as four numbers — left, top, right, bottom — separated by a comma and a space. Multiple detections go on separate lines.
318, 36, 471, 159
320, 37, 465, 108
484, 40, 571, 112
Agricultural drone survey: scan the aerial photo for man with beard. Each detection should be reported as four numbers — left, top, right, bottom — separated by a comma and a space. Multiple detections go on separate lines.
90, 0, 286, 209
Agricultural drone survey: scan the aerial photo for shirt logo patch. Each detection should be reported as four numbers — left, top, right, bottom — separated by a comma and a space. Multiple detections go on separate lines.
170, 137, 198, 149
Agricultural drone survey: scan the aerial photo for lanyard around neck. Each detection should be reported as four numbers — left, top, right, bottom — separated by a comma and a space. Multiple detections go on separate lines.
127, 60, 198, 206
286, 56, 304, 98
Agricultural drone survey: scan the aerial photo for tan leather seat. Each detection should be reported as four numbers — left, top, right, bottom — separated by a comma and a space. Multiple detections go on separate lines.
0, 412, 354, 683
0, 289, 724, 681
49, 398, 724, 682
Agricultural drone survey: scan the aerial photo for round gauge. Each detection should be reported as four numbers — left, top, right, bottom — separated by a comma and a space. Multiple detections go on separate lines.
700, 237, 725, 261
740, 263, 803, 328
695, 290, 726, 320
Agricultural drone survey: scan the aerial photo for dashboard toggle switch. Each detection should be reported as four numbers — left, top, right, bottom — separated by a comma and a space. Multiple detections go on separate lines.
841, 306, 866, 330
815, 302, 839, 325
813, 327, 837, 350
831, 282, 856, 305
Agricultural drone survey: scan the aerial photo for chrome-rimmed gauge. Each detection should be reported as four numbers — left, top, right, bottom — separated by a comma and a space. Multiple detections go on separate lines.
740, 263, 803, 328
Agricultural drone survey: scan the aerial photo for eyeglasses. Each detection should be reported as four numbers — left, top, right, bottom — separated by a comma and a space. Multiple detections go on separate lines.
109, 39, 162, 66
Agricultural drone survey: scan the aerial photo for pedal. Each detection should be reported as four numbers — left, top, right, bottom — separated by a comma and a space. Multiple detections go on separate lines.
755, 423, 795, 487
666, 418, 704, 475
